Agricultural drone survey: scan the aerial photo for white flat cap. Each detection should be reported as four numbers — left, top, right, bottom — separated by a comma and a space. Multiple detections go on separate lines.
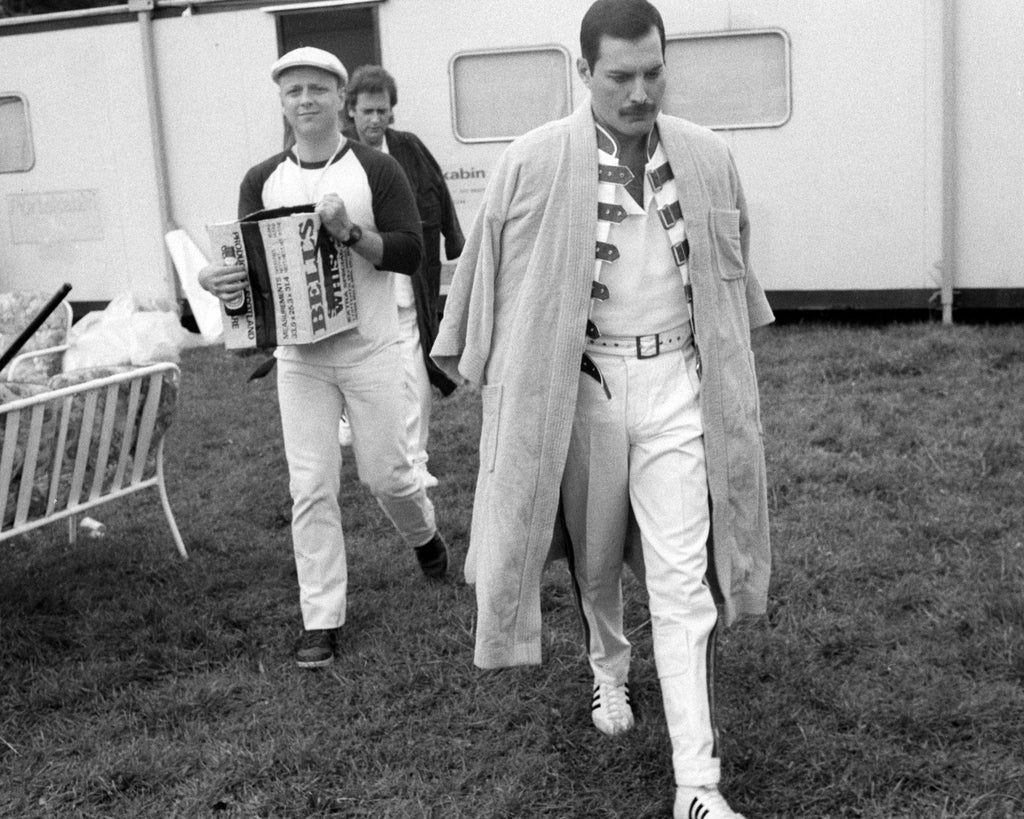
271, 47, 348, 85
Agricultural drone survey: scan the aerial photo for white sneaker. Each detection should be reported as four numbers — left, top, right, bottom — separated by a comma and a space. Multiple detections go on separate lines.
591, 681, 635, 736
338, 415, 353, 447
674, 786, 746, 819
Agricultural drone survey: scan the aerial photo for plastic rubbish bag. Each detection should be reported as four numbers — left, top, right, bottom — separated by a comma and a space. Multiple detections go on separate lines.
63, 292, 193, 371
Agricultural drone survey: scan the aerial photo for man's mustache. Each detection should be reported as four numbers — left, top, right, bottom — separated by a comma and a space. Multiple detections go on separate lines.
619, 104, 657, 116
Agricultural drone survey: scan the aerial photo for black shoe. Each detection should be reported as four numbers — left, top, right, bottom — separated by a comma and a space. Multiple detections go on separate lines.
415, 533, 448, 580
295, 629, 335, 668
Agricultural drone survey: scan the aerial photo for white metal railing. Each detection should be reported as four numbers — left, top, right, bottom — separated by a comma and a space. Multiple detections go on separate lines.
0, 362, 187, 558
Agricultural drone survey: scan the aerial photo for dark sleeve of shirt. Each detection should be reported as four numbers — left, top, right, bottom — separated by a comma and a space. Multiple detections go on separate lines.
236, 152, 289, 219
350, 141, 424, 276
238, 173, 262, 220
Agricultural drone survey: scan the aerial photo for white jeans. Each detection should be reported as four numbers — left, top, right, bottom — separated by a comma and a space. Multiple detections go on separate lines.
397, 304, 432, 470
561, 343, 720, 787
277, 347, 436, 630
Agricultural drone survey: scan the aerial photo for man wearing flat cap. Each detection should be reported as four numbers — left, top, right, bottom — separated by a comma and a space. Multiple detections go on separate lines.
199, 46, 450, 669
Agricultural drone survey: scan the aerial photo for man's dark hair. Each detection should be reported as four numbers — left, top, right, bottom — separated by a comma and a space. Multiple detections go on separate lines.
344, 65, 398, 110
580, 0, 666, 70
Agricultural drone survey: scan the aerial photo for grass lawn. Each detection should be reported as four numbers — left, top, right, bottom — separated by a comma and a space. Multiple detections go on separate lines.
1, 319, 1022, 818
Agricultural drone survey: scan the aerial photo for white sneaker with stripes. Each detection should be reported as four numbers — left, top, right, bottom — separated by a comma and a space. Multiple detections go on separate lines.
591, 681, 635, 736
674, 786, 746, 819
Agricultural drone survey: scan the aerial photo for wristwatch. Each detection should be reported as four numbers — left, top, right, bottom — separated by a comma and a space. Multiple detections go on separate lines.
341, 224, 362, 247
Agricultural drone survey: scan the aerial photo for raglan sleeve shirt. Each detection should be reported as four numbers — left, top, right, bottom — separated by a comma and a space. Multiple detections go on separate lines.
234, 144, 423, 275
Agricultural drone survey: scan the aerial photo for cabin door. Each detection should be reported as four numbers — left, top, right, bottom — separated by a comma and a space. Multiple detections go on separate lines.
273, 4, 381, 146
276, 4, 381, 79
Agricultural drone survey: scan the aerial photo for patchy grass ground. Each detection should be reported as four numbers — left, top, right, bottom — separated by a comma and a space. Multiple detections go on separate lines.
1, 320, 1022, 818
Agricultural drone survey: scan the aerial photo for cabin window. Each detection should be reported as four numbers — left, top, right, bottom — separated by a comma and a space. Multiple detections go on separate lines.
663, 29, 791, 129
450, 47, 572, 142
0, 94, 34, 173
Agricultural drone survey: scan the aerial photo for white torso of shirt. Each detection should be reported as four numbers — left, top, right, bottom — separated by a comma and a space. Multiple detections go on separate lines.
591, 142, 689, 337
261, 140, 402, 366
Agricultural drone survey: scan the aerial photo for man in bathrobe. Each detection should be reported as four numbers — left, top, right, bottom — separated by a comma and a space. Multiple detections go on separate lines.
433, 1, 772, 817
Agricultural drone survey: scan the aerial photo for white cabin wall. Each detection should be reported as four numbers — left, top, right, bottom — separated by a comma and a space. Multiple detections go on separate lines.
922, 0, 945, 299
379, 0, 945, 296
379, 0, 739, 244
954, 0, 1024, 291
1, 0, 1017, 309
153, 8, 282, 261
709, 1, 941, 294
377, 0, 594, 231
0, 23, 167, 301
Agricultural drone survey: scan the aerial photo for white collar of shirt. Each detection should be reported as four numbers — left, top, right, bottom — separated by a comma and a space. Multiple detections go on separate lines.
595, 122, 662, 213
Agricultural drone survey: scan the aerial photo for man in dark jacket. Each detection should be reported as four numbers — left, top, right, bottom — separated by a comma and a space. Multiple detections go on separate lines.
344, 65, 464, 488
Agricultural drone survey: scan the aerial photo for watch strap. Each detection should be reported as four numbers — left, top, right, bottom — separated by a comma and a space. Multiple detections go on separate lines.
341, 224, 362, 247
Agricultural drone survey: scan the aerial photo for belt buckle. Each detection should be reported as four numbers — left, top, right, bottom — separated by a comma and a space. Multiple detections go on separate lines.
636, 333, 660, 359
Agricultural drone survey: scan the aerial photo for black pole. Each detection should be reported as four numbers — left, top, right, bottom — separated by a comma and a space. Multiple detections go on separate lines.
0, 283, 73, 373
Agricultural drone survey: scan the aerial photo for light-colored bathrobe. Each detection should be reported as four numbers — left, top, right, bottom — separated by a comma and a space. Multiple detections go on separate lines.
432, 102, 774, 670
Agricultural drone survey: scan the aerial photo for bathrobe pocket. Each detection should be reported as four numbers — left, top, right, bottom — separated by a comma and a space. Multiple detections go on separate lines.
710, 208, 745, 280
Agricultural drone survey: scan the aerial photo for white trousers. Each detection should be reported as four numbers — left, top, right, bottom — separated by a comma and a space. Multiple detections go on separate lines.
277, 347, 436, 630
561, 344, 720, 787
397, 304, 432, 470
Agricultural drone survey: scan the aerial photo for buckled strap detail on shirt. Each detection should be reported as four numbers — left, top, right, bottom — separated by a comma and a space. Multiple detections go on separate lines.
599, 164, 633, 185
647, 162, 674, 191
598, 202, 628, 223
587, 325, 691, 359
595, 241, 619, 262
591, 281, 610, 301
658, 201, 683, 230
672, 238, 690, 266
